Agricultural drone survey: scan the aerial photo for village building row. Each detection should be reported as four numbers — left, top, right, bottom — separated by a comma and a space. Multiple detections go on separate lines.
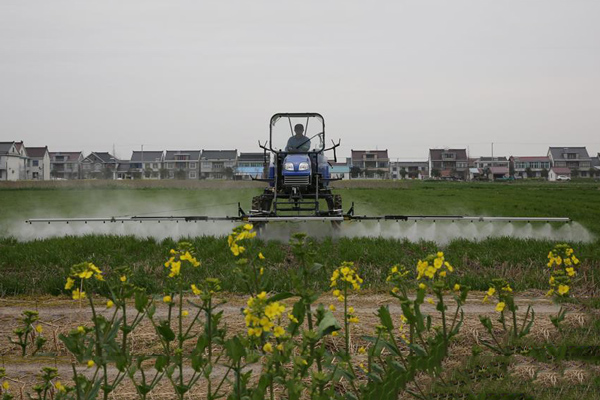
1, 141, 599, 181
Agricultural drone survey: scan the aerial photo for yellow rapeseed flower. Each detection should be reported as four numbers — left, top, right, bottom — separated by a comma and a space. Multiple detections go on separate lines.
418, 283, 426, 290
329, 304, 336, 312
243, 224, 253, 231
358, 347, 366, 354
120, 276, 127, 282
495, 302, 506, 312
55, 381, 66, 393
276, 343, 284, 351
35, 325, 43, 334
453, 284, 460, 291
558, 284, 569, 296
566, 267, 576, 277
163, 295, 172, 303
486, 287, 496, 297
106, 300, 114, 309
426, 297, 434, 305
331, 331, 339, 337
288, 314, 299, 324
87, 360, 95, 368
258, 252, 265, 260
274, 326, 285, 338
72, 289, 86, 300
77, 326, 85, 333
191, 284, 202, 295
2, 381, 9, 390
348, 316, 359, 323
182, 310, 189, 317
263, 342, 273, 353
65, 277, 75, 290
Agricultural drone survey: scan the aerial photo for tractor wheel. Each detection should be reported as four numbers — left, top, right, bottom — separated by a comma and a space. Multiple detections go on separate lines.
251, 195, 263, 212
333, 194, 342, 212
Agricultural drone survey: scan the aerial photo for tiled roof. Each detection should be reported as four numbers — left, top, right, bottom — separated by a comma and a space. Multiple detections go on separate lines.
548, 147, 590, 160
49, 152, 83, 161
131, 151, 164, 162
87, 152, 117, 163
200, 150, 237, 160
551, 167, 571, 174
0, 142, 15, 154
429, 149, 468, 161
238, 152, 265, 161
165, 150, 202, 160
25, 147, 48, 158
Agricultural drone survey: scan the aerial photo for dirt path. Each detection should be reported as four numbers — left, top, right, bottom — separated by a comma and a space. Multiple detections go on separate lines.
0, 293, 588, 399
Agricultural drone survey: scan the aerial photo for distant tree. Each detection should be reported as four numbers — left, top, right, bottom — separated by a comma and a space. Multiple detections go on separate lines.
431, 168, 441, 178
588, 168, 595, 178
160, 168, 169, 179
175, 169, 186, 180
350, 166, 362, 178
144, 167, 153, 179
509, 162, 515, 177
224, 167, 234, 180
132, 171, 142, 180
399, 167, 407, 179
483, 167, 491, 180
541, 168, 549, 179
571, 169, 579, 178
408, 171, 418, 179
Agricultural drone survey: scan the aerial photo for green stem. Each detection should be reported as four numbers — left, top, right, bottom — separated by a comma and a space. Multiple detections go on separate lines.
438, 290, 448, 351
511, 308, 518, 341
344, 285, 350, 357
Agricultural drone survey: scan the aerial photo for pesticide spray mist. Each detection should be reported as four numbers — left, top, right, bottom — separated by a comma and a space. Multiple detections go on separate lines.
7, 219, 594, 245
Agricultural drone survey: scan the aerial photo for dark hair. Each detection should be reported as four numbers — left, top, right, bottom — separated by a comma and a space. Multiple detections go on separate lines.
294, 124, 304, 133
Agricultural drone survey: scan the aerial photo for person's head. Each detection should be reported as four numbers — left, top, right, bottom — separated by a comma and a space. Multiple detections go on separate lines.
294, 124, 304, 136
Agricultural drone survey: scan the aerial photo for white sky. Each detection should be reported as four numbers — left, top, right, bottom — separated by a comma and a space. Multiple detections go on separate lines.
1, 0, 599, 160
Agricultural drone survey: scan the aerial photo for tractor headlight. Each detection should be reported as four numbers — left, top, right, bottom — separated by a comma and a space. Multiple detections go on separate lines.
284, 162, 295, 171
298, 162, 310, 171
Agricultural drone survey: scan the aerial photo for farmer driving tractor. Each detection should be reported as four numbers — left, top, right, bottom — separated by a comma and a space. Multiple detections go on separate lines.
285, 123, 311, 152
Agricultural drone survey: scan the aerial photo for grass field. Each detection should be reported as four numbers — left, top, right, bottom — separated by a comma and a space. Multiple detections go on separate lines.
1, 180, 600, 399
0, 180, 598, 296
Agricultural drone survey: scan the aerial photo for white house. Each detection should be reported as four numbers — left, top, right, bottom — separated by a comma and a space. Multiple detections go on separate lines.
26, 146, 51, 180
0, 141, 28, 181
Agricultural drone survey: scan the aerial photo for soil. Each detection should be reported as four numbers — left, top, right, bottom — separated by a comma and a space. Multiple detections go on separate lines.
0, 293, 593, 399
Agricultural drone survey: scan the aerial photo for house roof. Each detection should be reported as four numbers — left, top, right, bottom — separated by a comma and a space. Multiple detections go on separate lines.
429, 149, 468, 161
131, 151, 164, 162
84, 152, 117, 163
551, 167, 572, 174
490, 167, 509, 174
0, 142, 16, 155
592, 157, 600, 167
548, 147, 590, 160
200, 150, 237, 160
117, 161, 131, 172
351, 150, 389, 160
164, 150, 202, 160
25, 147, 48, 158
238, 152, 265, 162
49, 152, 83, 161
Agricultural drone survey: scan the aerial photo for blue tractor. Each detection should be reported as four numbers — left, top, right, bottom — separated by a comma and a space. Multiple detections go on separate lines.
250, 113, 343, 221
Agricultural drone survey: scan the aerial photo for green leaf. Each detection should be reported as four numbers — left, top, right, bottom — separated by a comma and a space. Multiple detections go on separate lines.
135, 290, 148, 313
408, 344, 427, 357
377, 306, 394, 331
224, 336, 246, 363
267, 292, 294, 303
317, 310, 341, 338
156, 323, 175, 342
155, 355, 168, 372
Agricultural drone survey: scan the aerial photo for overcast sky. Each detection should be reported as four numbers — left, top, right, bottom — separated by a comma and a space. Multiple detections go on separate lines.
1, 0, 599, 160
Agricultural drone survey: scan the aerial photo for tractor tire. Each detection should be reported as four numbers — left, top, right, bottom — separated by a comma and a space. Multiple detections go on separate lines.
333, 194, 342, 212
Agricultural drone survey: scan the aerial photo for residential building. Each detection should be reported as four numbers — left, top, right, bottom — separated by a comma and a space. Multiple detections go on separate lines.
165, 150, 202, 179
592, 153, 600, 178
50, 152, 84, 179
548, 167, 572, 182
547, 147, 592, 178
116, 161, 133, 180
330, 158, 352, 180
0, 141, 28, 181
129, 151, 164, 179
200, 150, 237, 179
474, 157, 510, 180
25, 146, 51, 180
350, 150, 390, 179
236, 152, 266, 180
81, 152, 119, 179
509, 156, 551, 179
428, 149, 468, 180
390, 161, 428, 180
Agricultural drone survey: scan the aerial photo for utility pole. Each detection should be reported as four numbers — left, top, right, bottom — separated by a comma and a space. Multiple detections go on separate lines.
491, 142, 494, 159
141, 144, 144, 179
